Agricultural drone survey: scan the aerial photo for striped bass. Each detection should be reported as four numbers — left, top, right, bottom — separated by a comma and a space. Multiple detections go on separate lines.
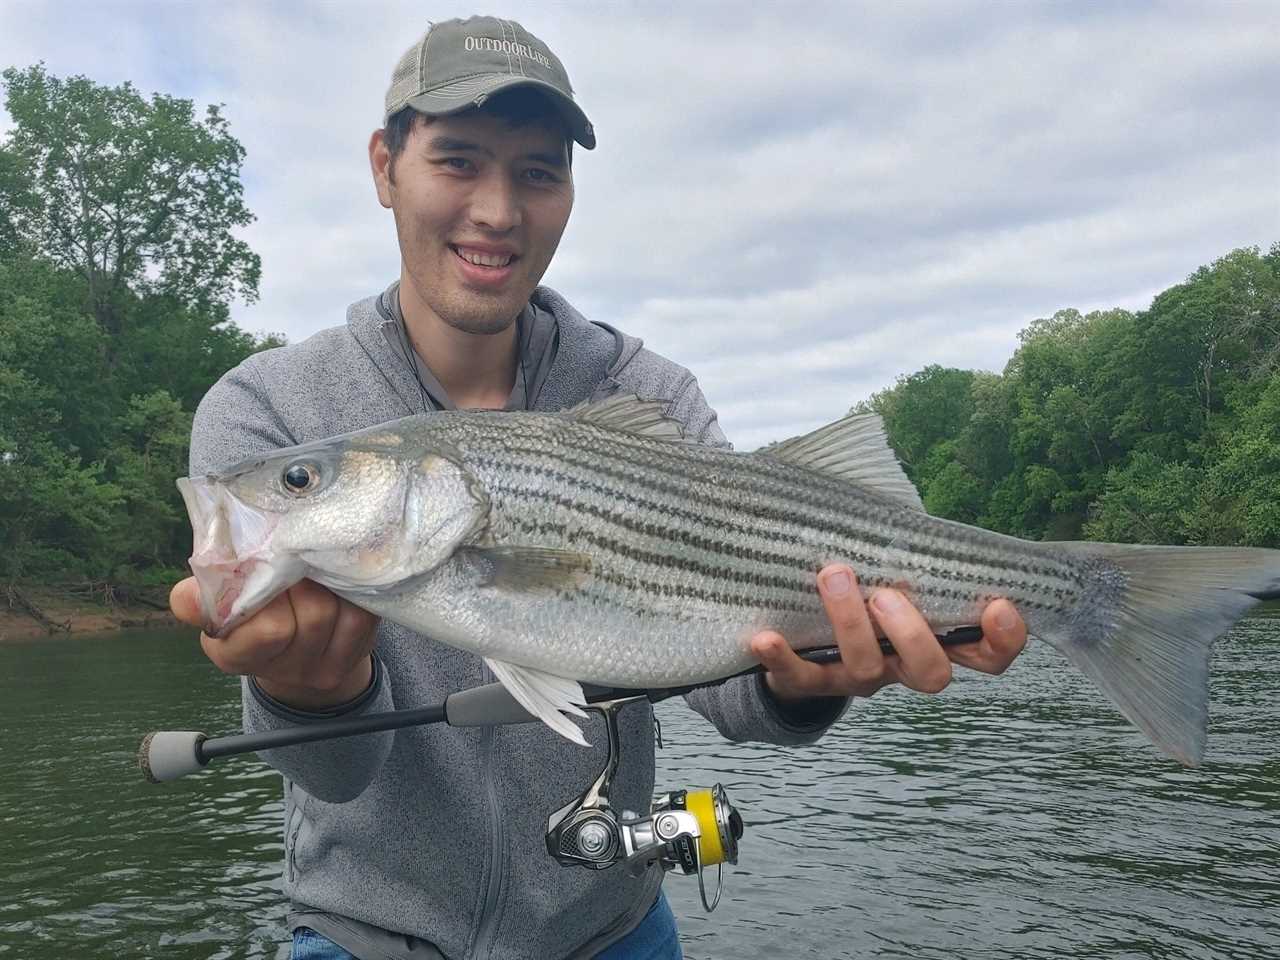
178, 395, 1280, 764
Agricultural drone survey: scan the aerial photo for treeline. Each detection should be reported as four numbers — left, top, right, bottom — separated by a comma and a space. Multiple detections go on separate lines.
2, 68, 1276, 595
859, 244, 1280, 547
0, 66, 279, 588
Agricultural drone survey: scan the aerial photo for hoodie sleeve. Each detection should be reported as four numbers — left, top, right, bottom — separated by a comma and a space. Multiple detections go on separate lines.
189, 359, 396, 803
660, 373, 852, 745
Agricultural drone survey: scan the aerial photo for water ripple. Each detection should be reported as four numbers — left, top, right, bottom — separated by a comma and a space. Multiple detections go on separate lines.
2, 622, 1278, 958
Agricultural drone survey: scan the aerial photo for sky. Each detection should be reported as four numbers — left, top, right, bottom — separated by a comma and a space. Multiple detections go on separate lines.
1, 0, 1276, 450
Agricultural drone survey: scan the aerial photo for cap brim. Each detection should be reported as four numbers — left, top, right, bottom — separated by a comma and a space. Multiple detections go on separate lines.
403, 74, 595, 149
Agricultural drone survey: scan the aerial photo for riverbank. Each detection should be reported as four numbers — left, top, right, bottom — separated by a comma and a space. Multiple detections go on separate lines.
0, 584, 179, 642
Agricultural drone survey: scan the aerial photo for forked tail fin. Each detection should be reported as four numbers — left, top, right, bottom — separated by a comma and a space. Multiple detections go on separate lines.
1042, 543, 1280, 766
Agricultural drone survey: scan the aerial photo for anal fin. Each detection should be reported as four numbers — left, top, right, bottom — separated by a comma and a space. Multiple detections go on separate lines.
484, 657, 590, 746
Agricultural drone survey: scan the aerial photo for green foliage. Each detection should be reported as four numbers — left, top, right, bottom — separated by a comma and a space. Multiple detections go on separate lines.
0, 66, 279, 587
1083, 453, 1201, 544
1183, 375, 1280, 546
865, 244, 1280, 548
105, 390, 194, 576
2, 64, 261, 344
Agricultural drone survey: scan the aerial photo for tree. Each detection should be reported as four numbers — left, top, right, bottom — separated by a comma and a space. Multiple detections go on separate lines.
1083, 452, 1201, 545
856, 245, 1278, 548
0, 269, 121, 579
1, 65, 260, 353
0, 66, 277, 588
1184, 374, 1280, 547
105, 390, 193, 575
856, 365, 977, 479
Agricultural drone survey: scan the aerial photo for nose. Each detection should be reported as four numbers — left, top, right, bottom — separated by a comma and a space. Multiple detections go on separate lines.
468, 171, 522, 232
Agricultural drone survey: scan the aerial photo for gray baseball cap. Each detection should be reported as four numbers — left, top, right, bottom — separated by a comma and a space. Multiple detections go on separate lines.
384, 16, 596, 149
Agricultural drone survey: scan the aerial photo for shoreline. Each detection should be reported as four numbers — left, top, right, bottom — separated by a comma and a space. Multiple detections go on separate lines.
1, 587, 181, 642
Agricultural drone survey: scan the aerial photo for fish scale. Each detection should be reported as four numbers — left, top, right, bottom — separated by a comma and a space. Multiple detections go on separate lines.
180, 396, 1280, 763
461, 417, 1084, 625
387, 416, 1087, 689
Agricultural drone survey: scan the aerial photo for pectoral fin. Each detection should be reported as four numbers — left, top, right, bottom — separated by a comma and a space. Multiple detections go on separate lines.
463, 546, 593, 593
484, 658, 590, 746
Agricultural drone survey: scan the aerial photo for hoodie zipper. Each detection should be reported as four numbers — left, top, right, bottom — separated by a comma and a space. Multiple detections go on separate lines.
470, 665, 507, 959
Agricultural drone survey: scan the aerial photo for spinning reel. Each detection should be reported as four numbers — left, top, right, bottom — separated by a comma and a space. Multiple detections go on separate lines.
545, 696, 743, 911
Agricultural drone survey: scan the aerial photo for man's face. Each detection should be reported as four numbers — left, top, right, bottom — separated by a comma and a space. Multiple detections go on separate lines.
371, 110, 574, 336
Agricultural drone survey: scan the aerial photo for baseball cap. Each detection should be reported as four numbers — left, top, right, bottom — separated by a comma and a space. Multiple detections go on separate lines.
384, 16, 596, 149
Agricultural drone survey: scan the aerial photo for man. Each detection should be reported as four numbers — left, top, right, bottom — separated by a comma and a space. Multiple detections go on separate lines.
169, 16, 1026, 960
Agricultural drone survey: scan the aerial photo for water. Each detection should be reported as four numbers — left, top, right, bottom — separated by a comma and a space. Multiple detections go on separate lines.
3, 614, 1278, 959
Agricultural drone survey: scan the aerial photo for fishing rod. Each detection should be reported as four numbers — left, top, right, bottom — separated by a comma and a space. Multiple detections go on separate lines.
138, 625, 982, 911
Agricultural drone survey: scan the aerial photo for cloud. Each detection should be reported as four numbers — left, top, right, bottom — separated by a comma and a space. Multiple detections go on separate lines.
1, 0, 1276, 449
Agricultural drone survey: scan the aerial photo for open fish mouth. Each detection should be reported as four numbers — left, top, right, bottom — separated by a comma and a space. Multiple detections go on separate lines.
177, 477, 305, 637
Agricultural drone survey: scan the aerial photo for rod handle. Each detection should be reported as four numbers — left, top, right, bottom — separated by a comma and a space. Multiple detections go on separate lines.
138, 730, 208, 782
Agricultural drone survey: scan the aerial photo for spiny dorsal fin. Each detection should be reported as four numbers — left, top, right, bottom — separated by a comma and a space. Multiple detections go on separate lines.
463, 546, 593, 592
763, 414, 925, 511
563, 393, 692, 443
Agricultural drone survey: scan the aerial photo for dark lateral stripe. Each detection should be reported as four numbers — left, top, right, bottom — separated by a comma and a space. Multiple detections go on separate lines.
510, 516, 817, 594
505, 512, 1070, 616
499, 481, 1079, 612
496, 459, 1079, 602
476, 454, 1084, 603
586, 567, 817, 617
487, 433, 1082, 588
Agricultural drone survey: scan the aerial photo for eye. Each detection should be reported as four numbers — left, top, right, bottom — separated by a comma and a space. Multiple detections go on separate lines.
282, 462, 321, 495
524, 167, 559, 184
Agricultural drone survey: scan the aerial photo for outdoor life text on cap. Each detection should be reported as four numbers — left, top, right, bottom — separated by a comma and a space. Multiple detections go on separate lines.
385, 15, 596, 149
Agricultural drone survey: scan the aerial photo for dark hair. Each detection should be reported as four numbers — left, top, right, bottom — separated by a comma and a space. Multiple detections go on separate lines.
384, 86, 573, 178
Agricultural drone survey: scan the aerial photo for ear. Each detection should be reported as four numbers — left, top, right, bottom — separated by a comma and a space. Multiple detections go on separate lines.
369, 129, 393, 209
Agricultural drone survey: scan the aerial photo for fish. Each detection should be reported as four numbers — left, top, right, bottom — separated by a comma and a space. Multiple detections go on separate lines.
178, 395, 1280, 763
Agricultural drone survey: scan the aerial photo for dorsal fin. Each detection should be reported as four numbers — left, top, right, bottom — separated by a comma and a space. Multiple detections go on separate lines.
563, 393, 692, 443
763, 414, 925, 511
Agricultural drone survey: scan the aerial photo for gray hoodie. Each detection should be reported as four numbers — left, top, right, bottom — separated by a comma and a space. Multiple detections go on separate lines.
188, 286, 847, 960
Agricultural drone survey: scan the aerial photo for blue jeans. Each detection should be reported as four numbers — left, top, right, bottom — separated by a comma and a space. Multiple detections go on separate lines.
289, 893, 682, 959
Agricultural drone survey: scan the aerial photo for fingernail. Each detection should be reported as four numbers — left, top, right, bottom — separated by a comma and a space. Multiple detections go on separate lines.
821, 568, 852, 597
995, 602, 1018, 631
872, 589, 904, 615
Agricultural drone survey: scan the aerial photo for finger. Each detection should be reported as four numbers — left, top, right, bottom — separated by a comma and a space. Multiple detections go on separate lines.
948, 599, 1027, 675
256, 582, 345, 686
306, 596, 379, 691
169, 577, 203, 626
817, 565, 882, 684
286, 580, 341, 650
200, 590, 298, 675
751, 631, 831, 699
869, 589, 952, 694
327, 598, 380, 665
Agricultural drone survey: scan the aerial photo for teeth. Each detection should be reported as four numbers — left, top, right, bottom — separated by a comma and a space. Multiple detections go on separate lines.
456, 248, 513, 268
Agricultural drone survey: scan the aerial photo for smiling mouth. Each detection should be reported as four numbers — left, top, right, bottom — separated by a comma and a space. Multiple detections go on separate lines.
452, 245, 517, 269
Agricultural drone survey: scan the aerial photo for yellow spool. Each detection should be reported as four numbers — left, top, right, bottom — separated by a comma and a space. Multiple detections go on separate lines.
684, 789, 724, 866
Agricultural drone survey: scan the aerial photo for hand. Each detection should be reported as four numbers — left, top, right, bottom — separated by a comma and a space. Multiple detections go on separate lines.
169, 577, 381, 710
753, 564, 1026, 701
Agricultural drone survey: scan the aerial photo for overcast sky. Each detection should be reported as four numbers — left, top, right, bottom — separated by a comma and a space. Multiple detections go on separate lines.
1, 1, 1276, 449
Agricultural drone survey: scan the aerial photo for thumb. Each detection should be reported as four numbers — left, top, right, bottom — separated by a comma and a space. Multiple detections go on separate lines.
169, 577, 204, 626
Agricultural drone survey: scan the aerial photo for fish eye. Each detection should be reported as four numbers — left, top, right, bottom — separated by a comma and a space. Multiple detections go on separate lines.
282, 462, 321, 495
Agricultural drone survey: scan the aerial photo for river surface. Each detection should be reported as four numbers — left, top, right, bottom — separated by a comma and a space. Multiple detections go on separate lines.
2, 612, 1278, 959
